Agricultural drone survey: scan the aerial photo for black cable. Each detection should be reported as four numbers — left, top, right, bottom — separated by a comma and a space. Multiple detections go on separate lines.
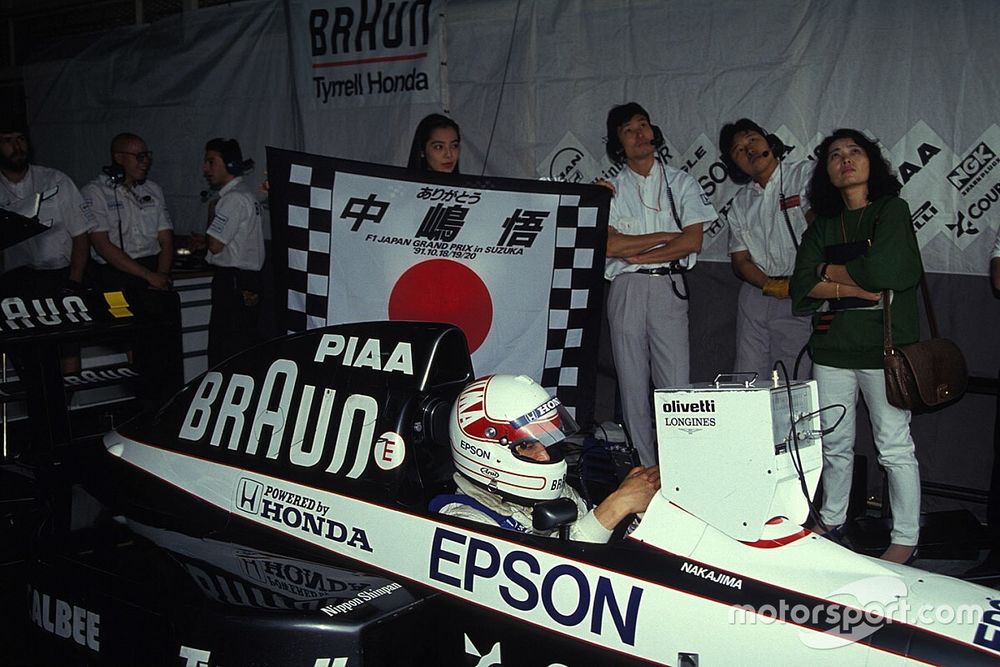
619, 419, 636, 460
792, 343, 809, 380
774, 360, 818, 526
773, 360, 847, 533
573, 433, 597, 508
663, 164, 683, 233
787, 402, 847, 533
113, 186, 125, 250
778, 157, 800, 251
667, 272, 689, 301
480, 0, 523, 176
661, 162, 690, 300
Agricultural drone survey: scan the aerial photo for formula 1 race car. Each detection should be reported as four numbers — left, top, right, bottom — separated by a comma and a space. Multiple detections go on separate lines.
21, 321, 1000, 665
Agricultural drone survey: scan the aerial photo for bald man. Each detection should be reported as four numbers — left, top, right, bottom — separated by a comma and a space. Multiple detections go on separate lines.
82, 132, 173, 291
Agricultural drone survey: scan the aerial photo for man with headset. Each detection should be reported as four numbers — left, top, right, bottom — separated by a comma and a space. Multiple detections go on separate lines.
201, 138, 263, 367
82, 132, 181, 401
83, 132, 173, 291
603, 102, 717, 466
718, 119, 815, 383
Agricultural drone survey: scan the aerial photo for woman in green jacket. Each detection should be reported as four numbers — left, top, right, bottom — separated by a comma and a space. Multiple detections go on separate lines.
791, 129, 922, 564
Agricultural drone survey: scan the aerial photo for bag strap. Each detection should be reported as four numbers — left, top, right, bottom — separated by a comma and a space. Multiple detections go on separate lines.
871, 202, 895, 355
874, 199, 937, 351
904, 204, 939, 338
884, 276, 940, 345
882, 289, 894, 354
918, 273, 940, 338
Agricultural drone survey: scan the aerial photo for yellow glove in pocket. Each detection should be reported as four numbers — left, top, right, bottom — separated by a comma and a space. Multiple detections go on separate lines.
762, 278, 790, 299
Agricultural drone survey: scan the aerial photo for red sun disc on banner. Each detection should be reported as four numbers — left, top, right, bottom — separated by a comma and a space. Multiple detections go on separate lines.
387, 259, 493, 353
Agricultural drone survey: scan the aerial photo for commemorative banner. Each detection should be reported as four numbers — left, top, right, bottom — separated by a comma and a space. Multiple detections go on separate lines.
266, 147, 610, 425
290, 0, 446, 109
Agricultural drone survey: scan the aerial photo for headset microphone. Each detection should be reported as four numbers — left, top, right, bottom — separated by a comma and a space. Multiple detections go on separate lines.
102, 163, 125, 186
651, 125, 666, 148
760, 149, 771, 158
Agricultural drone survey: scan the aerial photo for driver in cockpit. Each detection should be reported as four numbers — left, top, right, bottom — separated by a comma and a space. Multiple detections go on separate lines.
432, 374, 659, 543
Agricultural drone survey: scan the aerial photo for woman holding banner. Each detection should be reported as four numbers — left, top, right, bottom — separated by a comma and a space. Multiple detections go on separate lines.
407, 114, 461, 174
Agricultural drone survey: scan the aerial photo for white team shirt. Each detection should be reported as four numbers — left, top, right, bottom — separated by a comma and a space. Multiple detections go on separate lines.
605, 160, 717, 281
205, 177, 264, 271
81, 175, 172, 262
727, 158, 814, 277
0, 165, 95, 272
992, 224, 1000, 260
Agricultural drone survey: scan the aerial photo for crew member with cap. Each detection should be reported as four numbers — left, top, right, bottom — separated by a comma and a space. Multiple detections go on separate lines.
719, 118, 815, 382
434, 374, 660, 543
602, 102, 718, 466
201, 138, 264, 366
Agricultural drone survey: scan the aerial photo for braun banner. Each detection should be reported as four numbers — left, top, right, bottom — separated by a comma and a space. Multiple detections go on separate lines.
293, 0, 445, 109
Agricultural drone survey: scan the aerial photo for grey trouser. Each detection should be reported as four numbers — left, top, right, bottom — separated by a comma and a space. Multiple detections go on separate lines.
734, 282, 814, 384
607, 272, 689, 466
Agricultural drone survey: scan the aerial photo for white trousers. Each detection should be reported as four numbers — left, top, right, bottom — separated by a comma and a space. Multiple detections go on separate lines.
607, 272, 689, 466
814, 363, 920, 545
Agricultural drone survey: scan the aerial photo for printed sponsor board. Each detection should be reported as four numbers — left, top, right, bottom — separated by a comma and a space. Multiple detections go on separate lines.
537, 132, 600, 185
293, 0, 445, 109
943, 125, 1000, 253
675, 133, 739, 253
536, 119, 1000, 272
889, 121, 961, 250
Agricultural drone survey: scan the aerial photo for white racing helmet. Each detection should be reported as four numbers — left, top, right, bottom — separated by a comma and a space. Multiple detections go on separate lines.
450, 374, 578, 504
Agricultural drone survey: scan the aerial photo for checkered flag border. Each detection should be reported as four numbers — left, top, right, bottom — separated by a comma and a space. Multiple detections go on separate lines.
278, 158, 606, 426
284, 162, 334, 333
540, 194, 603, 425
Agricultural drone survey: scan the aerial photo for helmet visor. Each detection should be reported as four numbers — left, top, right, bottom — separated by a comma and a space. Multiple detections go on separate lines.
507, 397, 579, 448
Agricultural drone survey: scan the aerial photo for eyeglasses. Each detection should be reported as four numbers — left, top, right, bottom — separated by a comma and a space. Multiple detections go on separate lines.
116, 151, 153, 162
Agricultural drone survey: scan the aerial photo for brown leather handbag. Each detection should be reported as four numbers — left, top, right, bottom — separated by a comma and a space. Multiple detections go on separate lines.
882, 279, 967, 412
